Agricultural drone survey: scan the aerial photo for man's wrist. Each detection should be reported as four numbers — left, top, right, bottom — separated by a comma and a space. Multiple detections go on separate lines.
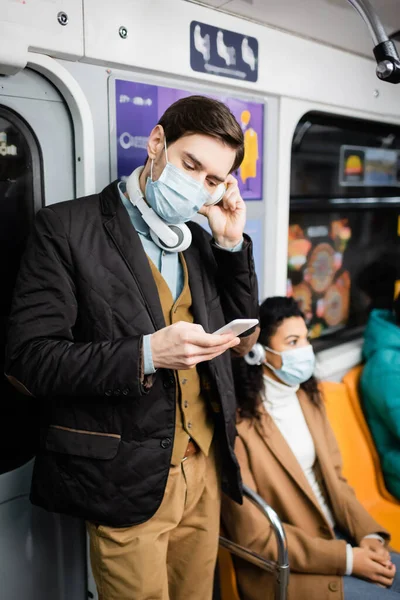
143, 334, 157, 375
213, 236, 244, 250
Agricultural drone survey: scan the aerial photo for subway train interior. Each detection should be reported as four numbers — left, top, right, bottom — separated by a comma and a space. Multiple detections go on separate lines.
1, 0, 400, 598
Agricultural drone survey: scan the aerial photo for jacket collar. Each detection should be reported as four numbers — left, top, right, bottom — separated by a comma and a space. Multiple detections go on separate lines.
183, 223, 209, 330
99, 182, 210, 333
254, 390, 336, 527
99, 181, 121, 216
100, 181, 165, 331
117, 180, 149, 237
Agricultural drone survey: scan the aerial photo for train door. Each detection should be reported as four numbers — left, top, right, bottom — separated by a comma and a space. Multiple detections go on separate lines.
0, 68, 86, 599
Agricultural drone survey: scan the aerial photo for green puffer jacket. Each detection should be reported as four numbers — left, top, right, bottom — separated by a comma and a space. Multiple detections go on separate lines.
361, 309, 400, 500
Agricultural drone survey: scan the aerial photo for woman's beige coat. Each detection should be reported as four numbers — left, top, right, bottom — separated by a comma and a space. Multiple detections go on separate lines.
222, 390, 389, 600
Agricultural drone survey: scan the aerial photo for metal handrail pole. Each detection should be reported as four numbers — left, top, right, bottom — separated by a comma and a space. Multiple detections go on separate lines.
243, 485, 289, 600
346, 0, 388, 45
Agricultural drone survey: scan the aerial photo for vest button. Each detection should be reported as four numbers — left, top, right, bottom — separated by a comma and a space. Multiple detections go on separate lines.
105, 389, 113, 396
160, 438, 172, 449
328, 581, 339, 592
187, 422, 192, 429
181, 378, 188, 385
184, 401, 189, 408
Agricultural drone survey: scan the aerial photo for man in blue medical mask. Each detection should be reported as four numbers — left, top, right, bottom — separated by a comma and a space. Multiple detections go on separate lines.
6, 95, 259, 599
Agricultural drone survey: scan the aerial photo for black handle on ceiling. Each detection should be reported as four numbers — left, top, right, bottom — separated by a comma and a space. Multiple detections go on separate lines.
346, 0, 400, 83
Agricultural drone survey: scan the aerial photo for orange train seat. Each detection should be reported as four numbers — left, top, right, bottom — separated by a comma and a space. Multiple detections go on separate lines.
322, 376, 400, 551
218, 545, 241, 600
343, 366, 400, 505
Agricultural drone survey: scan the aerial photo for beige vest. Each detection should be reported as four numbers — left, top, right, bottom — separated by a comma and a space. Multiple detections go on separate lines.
147, 254, 215, 465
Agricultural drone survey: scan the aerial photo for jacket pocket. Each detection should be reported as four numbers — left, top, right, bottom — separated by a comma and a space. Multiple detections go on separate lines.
44, 425, 121, 460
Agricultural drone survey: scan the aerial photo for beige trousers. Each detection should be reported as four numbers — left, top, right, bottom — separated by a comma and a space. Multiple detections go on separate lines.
87, 445, 221, 600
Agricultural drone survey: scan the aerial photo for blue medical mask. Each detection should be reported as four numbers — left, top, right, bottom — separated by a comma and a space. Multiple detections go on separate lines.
145, 142, 212, 225
265, 344, 316, 387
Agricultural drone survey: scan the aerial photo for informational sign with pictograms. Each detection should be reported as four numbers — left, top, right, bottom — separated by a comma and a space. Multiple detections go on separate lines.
190, 21, 259, 83
113, 79, 264, 200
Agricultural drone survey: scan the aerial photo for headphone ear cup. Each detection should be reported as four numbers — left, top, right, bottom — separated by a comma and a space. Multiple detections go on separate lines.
149, 224, 192, 253
244, 343, 266, 366
204, 183, 226, 206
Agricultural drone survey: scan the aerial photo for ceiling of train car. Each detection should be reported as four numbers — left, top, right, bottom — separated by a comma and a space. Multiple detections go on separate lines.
187, 0, 400, 58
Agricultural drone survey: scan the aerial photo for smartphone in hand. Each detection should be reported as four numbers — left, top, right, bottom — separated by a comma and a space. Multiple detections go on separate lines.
213, 319, 259, 337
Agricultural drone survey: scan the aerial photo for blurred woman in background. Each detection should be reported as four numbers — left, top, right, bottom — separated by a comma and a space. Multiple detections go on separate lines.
222, 296, 400, 600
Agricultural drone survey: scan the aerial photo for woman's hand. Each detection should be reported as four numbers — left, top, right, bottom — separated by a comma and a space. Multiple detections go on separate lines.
359, 538, 390, 562
352, 547, 396, 587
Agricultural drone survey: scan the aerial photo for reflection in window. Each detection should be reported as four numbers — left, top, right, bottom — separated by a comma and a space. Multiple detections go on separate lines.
288, 112, 400, 347
0, 109, 42, 473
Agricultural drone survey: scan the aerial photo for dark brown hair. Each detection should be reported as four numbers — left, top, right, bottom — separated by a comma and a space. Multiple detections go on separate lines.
158, 95, 244, 172
233, 297, 323, 420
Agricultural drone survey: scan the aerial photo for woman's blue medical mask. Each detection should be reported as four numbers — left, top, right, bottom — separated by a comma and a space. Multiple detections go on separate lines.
145, 142, 218, 225
265, 344, 316, 387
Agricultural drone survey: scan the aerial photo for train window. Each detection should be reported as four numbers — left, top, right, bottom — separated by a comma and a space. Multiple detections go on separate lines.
0, 106, 43, 474
288, 112, 400, 349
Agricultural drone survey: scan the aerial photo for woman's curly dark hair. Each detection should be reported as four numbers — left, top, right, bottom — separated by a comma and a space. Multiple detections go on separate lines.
233, 297, 322, 420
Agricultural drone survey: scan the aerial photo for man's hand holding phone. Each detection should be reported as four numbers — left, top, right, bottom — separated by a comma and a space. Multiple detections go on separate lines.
151, 322, 240, 370
151, 319, 258, 370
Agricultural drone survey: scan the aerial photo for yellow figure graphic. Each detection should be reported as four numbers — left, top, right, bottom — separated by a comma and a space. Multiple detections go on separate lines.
240, 110, 259, 186
345, 154, 363, 176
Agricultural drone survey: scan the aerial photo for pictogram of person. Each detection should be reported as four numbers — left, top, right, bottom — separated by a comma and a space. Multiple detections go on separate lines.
240, 109, 259, 191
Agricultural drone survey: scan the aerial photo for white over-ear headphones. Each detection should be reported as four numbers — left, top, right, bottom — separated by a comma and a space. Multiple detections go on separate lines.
244, 343, 266, 366
125, 168, 225, 253
204, 183, 226, 207
126, 168, 190, 252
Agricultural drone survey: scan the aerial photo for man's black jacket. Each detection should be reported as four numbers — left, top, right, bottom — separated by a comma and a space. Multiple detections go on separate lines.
5, 182, 258, 526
